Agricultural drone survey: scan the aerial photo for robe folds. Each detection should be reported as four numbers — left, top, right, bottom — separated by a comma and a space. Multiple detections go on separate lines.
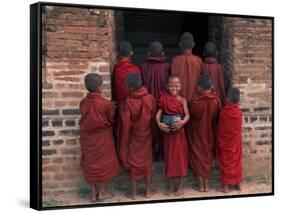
187, 91, 220, 178
202, 57, 226, 106
216, 104, 243, 185
140, 56, 170, 160
119, 87, 155, 180
140, 56, 170, 100
79, 92, 121, 184
158, 91, 188, 178
112, 59, 141, 103
171, 52, 203, 102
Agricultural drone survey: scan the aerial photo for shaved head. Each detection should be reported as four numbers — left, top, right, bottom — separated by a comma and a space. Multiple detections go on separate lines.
180, 32, 194, 50
148, 41, 163, 56
84, 73, 103, 92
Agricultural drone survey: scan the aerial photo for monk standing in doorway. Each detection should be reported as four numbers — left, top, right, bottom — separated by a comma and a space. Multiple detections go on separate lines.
202, 42, 226, 106
141, 41, 170, 161
171, 32, 202, 102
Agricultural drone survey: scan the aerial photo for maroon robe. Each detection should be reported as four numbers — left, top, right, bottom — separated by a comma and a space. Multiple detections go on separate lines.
171, 52, 203, 102
119, 87, 155, 180
112, 59, 141, 103
140, 56, 170, 160
203, 57, 226, 105
140, 56, 170, 100
158, 91, 188, 178
79, 92, 121, 184
187, 91, 220, 178
216, 103, 242, 185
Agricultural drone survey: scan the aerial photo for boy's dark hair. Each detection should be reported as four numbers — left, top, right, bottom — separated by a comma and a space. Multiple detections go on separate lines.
84, 73, 103, 92
180, 32, 194, 50
148, 41, 163, 56
228, 87, 240, 104
117, 41, 133, 57
126, 73, 143, 90
204, 42, 217, 57
198, 74, 213, 90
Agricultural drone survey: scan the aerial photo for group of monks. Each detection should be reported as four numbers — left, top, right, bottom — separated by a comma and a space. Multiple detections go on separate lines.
79, 32, 243, 202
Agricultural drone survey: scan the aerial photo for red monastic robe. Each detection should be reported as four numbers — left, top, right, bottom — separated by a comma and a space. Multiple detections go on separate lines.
112, 59, 141, 103
140, 56, 170, 160
158, 91, 188, 178
79, 92, 121, 184
202, 57, 226, 106
119, 87, 155, 180
171, 52, 203, 102
187, 91, 220, 178
140, 56, 170, 100
216, 103, 242, 185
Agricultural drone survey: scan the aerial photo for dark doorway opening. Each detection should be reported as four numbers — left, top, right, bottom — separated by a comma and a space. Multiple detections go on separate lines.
123, 10, 209, 66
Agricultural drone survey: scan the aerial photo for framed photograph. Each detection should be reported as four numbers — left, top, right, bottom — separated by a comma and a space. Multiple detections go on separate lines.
30, 1, 274, 210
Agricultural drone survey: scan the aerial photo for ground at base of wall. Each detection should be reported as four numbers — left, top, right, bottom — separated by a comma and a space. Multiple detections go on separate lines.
42, 176, 272, 208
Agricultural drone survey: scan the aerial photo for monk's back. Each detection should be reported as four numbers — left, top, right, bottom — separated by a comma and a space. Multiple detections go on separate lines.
80, 93, 114, 132
141, 56, 170, 99
126, 91, 155, 134
171, 53, 203, 101
189, 91, 220, 121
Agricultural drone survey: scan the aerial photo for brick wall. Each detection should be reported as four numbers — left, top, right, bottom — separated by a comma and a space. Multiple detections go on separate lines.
220, 17, 272, 177
41, 6, 117, 196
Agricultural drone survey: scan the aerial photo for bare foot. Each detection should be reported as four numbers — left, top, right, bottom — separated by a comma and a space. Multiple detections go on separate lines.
125, 193, 136, 200
145, 190, 154, 199
216, 185, 229, 193
98, 192, 113, 201
175, 188, 184, 196
204, 184, 211, 192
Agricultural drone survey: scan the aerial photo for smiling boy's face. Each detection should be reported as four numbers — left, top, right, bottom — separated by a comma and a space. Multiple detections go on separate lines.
167, 77, 181, 96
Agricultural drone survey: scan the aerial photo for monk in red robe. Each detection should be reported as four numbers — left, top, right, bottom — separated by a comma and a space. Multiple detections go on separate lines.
202, 42, 226, 106
79, 73, 121, 202
187, 74, 221, 192
171, 32, 203, 102
216, 87, 242, 193
156, 75, 189, 196
112, 41, 141, 103
119, 73, 155, 200
141, 41, 170, 161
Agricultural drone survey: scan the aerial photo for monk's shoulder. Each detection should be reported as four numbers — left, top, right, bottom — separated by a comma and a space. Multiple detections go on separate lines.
171, 54, 184, 64
193, 55, 203, 64
145, 93, 155, 103
177, 96, 186, 104
98, 96, 113, 108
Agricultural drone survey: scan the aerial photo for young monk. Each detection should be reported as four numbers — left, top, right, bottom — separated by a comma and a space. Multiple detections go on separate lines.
112, 41, 141, 103
171, 32, 202, 102
118, 73, 155, 200
156, 75, 189, 196
202, 42, 226, 106
141, 41, 170, 161
79, 73, 121, 202
141, 41, 170, 99
216, 87, 243, 193
187, 74, 221, 192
